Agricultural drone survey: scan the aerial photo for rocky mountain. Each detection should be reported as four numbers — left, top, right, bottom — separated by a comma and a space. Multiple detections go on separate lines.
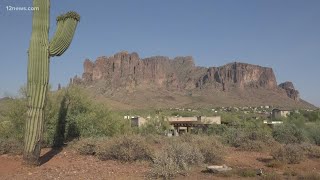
71, 51, 315, 109
278, 81, 300, 101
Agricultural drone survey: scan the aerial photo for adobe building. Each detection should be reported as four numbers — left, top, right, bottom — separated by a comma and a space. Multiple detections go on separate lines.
271, 108, 291, 119
167, 116, 221, 135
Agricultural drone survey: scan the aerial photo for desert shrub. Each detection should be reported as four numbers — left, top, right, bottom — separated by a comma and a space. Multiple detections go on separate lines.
237, 140, 266, 152
0, 120, 14, 139
97, 135, 152, 162
262, 172, 283, 180
0, 98, 27, 141
0, 138, 23, 155
70, 138, 104, 155
221, 113, 242, 127
299, 143, 320, 158
144, 134, 166, 152
266, 160, 284, 168
221, 127, 244, 146
283, 170, 299, 177
1, 85, 132, 148
179, 134, 225, 164
305, 123, 320, 145
301, 110, 320, 122
298, 172, 320, 180
206, 124, 228, 135
151, 140, 204, 179
150, 151, 180, 179
271, 144, 305, 164
272, 123, 307, 144
43, 86, 131, 147
139, 115, 170, 135
237, 168, 257, 177
165, 140, 204, 170
221, 122, 274, 152
64, 86, 130, 138
170, 110, 195, 117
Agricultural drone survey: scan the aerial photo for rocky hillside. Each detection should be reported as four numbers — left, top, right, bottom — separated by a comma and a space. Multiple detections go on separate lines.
71, 51, 315, 109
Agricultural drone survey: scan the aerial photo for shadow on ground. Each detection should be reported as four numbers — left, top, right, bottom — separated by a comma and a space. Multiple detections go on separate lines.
39, 148, 63, 165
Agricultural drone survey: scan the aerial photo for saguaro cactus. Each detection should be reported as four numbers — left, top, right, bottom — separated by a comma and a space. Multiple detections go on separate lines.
24, 0, 80, 165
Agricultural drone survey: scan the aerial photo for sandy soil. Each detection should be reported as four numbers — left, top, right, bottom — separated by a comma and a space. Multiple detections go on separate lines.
1, 147, 320, 180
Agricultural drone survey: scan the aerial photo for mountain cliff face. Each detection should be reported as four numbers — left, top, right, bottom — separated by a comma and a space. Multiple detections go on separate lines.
71, 51, 312, 109
75, 51, 278, 91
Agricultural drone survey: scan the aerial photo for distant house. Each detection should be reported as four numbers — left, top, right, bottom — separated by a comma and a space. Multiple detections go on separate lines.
126, 116, 147, 127
271, 108, 291, 119
167, 116, 221, 135
128, 115, 221, 135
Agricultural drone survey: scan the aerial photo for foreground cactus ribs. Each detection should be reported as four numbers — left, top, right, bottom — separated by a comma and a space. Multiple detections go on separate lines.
24, 0, 80, 165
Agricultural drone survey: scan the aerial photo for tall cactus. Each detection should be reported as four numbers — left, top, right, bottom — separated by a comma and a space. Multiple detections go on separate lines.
24, 0, 80, 165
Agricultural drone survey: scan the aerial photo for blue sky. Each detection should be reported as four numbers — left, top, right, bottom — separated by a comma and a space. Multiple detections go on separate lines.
0, 0, 319, 106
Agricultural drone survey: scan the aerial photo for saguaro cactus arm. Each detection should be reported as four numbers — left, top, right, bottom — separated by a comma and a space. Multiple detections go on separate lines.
49, 11, 80, 57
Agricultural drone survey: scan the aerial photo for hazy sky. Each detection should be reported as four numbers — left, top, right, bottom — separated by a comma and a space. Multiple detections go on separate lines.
0, 0, 319, 106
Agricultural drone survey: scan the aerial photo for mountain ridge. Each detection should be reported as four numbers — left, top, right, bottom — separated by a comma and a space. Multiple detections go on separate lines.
71, 51, 315, 109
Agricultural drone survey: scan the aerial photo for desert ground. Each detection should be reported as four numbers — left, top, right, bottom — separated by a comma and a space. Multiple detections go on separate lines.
1, 146, 320, 180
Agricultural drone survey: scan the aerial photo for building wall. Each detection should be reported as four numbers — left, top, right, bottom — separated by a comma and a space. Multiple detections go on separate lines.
280, 111, 290, 117
138, 117, 147, 126
200, 116, 221, 124
272, 109, 290, 119
167, 117, 196, 122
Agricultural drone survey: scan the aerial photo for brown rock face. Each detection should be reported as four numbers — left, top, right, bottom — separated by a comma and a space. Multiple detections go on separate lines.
196, 62, 277, 91
279, 81, 300, 101
72, 51, 305, 103
78, 51, 197, 90
76, 52, 278, 92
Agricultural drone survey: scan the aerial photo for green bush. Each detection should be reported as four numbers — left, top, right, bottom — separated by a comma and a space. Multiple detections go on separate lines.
301, 110, 320, 122
272, 123, 307, 144
139, 115, 170, 135
306, 123, 320, 145
0, 98, 27, 141
221, 122, 274, 152
43, 86, 131, 146
206, 124, 228, 135
271, 144, 305, 164
0, 85, 131, 148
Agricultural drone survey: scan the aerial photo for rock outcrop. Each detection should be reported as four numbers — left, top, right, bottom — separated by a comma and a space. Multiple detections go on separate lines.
195, 62, 277, 91
72, 51, 305, 104
279, 81, 300, 101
